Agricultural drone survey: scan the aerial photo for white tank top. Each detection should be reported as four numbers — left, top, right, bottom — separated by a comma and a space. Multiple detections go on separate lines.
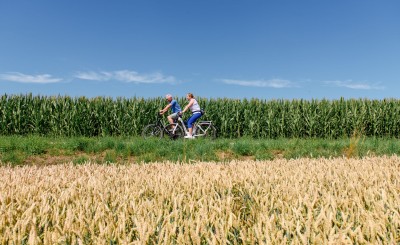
190, 99, 201, 113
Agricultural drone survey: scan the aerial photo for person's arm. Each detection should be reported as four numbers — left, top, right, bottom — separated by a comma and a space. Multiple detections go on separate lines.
160, 104, 172, 114
181, 99, 194, 114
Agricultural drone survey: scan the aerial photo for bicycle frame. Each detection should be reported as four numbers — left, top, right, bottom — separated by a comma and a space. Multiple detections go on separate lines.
175, 117, 190, 136
169, 116, 214, 138
192, 121, 214, 137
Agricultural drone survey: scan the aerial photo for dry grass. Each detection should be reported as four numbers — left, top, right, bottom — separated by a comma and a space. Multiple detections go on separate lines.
1, 157, 399, 244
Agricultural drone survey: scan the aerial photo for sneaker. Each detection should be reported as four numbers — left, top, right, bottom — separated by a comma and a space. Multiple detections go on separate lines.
184, 135, 194, 139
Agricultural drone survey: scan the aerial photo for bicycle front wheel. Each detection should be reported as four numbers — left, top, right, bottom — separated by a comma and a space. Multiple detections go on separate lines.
142, 124, 163, 139
164, 123, 185, 140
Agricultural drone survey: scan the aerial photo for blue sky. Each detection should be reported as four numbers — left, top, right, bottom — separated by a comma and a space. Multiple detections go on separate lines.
1, 0, 399, 99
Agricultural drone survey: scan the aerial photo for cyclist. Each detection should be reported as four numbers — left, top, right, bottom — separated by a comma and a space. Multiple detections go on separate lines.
180, 93, 202, 139
159, 94, 182, 125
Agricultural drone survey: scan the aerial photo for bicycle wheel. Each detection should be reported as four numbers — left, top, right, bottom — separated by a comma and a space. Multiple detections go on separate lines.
142, 124, 163, 139
164, 123, 185, 140
194, 123, 217, 139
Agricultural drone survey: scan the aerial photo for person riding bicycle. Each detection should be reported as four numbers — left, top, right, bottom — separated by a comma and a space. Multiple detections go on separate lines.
159, 94, 182, 125
180, 93, 202, 139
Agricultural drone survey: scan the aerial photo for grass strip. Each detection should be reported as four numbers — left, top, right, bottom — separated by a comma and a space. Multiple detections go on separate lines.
0, 135, 399, 165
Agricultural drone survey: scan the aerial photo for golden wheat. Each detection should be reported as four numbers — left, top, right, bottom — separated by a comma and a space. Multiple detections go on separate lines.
0, 157, 399, 244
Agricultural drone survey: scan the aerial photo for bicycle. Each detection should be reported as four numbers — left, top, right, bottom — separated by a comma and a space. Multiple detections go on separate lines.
142, 113, 174, 139
164, 112, 217, 139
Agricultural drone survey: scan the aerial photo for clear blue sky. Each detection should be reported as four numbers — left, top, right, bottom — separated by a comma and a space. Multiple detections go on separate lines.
1, 0, 399, 99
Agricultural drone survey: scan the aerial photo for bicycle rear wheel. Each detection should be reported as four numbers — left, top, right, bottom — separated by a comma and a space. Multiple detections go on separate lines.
142, 124, 163, 139
164, 123, 185, 140
194, 123, 217, 139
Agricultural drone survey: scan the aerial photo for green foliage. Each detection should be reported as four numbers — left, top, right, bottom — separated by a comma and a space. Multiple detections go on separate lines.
1, 150, 26, 165
73, 155, 89, 165
104, 150, 117, 163
1, 94, 400, 138
232, 139, 255, 156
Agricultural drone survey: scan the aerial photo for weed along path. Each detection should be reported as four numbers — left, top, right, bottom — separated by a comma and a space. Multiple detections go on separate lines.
1, 156, 399, 243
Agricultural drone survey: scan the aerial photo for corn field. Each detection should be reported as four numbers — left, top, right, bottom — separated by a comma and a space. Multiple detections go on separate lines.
1, 94, 400, 138
0, 156, 399, 244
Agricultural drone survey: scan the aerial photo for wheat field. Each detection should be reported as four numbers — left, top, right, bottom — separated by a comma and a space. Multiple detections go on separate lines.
1, 157, 399, 244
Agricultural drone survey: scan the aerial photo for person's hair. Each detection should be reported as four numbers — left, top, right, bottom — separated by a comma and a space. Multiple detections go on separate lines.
165, 94, 172, 99
187, 93, 194, 99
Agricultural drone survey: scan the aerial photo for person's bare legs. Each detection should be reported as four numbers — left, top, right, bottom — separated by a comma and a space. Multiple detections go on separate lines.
167, 115, 174, 124
167, 115, 175, 131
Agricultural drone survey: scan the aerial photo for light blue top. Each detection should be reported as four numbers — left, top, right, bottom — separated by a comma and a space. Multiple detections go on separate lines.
170, 100, 181, 113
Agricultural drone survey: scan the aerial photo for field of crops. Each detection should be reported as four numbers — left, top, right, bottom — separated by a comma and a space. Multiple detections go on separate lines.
1, 156, 399, 244
1, 94, 400, 138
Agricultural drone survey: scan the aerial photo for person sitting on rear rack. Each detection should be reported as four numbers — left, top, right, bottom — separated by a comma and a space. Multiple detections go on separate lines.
180, 93, 202, 139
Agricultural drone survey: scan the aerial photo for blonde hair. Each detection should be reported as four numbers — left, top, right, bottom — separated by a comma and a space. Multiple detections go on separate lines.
187, 93, 194, 99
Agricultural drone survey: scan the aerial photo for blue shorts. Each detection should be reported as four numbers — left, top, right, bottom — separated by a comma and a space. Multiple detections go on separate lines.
187, 113, 202, 129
